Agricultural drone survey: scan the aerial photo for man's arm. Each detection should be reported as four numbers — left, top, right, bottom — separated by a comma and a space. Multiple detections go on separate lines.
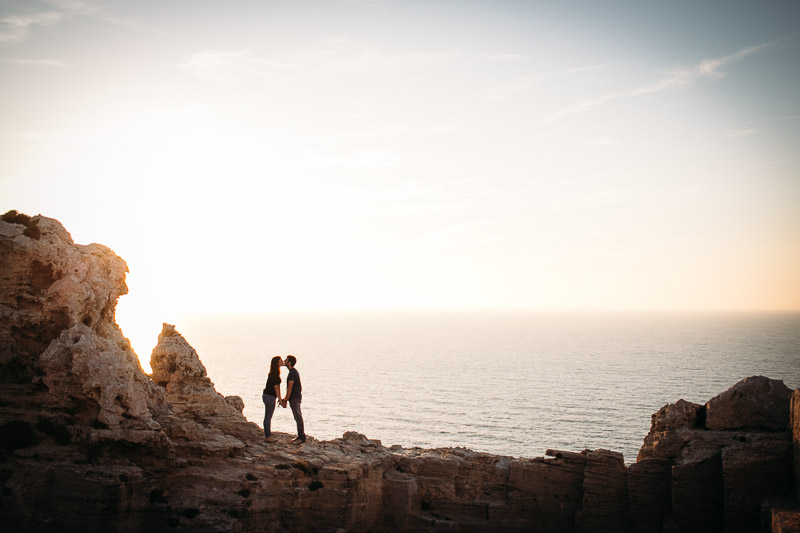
285, 380, 294, 400
282, 379, 294, 407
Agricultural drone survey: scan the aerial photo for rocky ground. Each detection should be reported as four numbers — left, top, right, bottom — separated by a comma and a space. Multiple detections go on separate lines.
1, 210, 798, 532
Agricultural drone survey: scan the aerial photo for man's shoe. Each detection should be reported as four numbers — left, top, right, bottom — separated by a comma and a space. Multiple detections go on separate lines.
264, 436, 274, 443
291, 437, 306, 444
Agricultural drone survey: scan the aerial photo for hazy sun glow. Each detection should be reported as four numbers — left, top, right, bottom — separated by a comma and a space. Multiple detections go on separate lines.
1, 1, 798, 356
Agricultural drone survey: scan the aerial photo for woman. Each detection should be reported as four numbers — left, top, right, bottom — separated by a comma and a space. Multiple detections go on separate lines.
262, 356, 284, 442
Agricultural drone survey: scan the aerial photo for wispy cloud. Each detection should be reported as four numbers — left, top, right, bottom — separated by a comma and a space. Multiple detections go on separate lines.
0, 1, 137, 43
420, 217, 507, 249
46, 0, 137, 27
0, 131, 46, 141
488, 63, 608, 101
338, 0, 395, 8
544, 70, 691, 123
0, 11, 65, 43
295, 148, 402, 168
292, 39, 470, 71
591, 137, 620, 146
723, 128, 759, 138
477, 53, 525, 61
721, 113, 800, 137
696, 43, 769, 79
0, 56, 69, 67
179, 50, 300, 81
544, 42, 772, 123
181, 39, 513, 82
429, 124, 456, 133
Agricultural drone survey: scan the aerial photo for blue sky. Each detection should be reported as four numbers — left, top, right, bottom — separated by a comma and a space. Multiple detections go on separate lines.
1, 0, 799, 351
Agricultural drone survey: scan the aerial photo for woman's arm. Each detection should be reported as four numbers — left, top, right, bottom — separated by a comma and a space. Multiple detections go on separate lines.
273, 384, 281, 399
283, 381, 294, 407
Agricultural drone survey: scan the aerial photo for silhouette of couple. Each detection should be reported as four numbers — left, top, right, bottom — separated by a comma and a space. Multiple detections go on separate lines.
262, 355, 306, 444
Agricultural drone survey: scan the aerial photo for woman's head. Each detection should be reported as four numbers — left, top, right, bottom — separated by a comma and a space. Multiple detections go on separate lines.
269, 356, 282, 375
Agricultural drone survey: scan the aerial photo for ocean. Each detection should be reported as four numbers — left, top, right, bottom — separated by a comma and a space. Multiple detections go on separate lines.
162, 311, 800, 463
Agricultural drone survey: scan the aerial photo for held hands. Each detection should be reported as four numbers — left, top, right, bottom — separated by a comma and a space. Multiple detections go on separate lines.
280, 399, 288, 408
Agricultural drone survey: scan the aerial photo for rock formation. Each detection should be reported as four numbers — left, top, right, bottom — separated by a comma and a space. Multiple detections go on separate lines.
771, 389, 800, 533
636, 376, 795, 533
150, 323, 261, 455
0, 210, 798, 532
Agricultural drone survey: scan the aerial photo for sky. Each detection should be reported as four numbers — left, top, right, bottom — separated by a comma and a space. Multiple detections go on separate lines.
1, 0, 799, 353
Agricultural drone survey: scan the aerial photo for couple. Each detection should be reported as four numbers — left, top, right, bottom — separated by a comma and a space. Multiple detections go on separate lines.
262, 355, 306, 444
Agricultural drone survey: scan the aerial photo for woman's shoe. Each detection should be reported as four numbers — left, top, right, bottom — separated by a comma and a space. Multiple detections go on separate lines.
264, 436, 274, 443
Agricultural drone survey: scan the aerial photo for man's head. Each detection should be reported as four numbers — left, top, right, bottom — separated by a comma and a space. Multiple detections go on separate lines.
286, 355, 297, 368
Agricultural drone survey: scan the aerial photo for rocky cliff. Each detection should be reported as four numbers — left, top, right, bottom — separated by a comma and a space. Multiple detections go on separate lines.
0, 211, 798, 532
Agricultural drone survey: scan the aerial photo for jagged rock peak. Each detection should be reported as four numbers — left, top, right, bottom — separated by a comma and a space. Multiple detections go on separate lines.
149, 323, 256, 443
151, 323, 209, 386
158, 323, 181, 338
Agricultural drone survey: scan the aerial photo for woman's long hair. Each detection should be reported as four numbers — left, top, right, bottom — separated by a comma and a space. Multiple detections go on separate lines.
268, 356, 282, 379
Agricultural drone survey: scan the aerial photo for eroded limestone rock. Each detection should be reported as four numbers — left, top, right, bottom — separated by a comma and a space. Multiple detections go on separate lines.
628, 458, 672, 533
0, 211, 173, 454
0, 211, 797, 533
706, 375, 792, 431
635, 376, 796, 533
149, 323, 260, 448
0, 211, 129, 375
576, 449, 629, 533
638, 398, 704, 461
794, 389, 800, 496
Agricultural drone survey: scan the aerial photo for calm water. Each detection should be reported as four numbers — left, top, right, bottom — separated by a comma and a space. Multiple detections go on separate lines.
161, 311, 800, 463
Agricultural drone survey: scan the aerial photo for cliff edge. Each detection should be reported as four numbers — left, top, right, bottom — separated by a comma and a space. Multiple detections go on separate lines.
0, 211, 797, 532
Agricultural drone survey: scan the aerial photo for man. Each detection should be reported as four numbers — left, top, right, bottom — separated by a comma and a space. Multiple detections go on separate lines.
282, 355, 306, 444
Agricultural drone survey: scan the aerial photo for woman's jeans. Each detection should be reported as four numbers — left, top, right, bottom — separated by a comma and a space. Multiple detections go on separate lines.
262, 393, 277, 438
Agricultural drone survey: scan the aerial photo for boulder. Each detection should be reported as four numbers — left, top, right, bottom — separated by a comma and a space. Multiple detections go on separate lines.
705, 376, 792, 431
638, 399, 703, 460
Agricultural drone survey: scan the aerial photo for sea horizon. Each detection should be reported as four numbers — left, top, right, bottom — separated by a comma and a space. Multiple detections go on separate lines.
131, 309, 800, 463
